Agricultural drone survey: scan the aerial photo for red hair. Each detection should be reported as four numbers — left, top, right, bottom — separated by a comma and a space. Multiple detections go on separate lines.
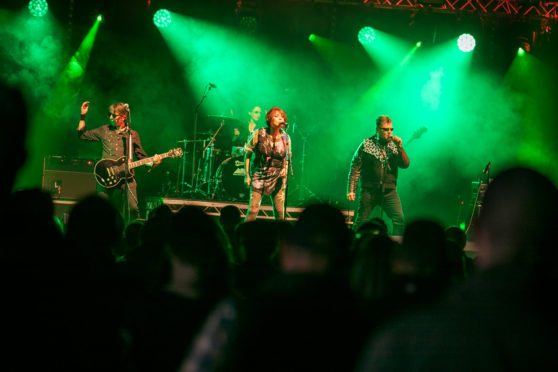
265, 107, 287, 127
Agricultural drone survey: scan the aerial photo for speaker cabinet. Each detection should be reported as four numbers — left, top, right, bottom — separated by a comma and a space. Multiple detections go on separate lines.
42, 156, 97, 200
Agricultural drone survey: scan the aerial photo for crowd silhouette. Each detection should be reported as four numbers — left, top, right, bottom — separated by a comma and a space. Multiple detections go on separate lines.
3, 82, 558, 371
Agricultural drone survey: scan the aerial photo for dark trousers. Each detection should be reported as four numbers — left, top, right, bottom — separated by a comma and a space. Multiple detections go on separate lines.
354, 187, 405, 235
97, 178, 139, 223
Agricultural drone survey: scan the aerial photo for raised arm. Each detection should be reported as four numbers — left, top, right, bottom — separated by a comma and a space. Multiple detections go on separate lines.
392, 136, 410, 169
77, 101, 89, 131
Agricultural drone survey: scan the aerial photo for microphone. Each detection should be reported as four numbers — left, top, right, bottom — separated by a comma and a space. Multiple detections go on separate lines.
123, 103, 130, 112
209, 83, 217, 89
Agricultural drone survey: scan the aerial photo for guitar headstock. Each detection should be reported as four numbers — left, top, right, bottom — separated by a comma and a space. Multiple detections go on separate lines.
407, 126, 428, 144
167, 148, 183, 158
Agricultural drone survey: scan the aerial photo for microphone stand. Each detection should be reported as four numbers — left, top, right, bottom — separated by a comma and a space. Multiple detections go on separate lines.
124, 108, 133, 224
291, 124, 319, 205
189, 84, 214, 195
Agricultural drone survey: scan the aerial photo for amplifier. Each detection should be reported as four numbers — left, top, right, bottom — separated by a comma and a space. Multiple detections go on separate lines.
42, 156, 97, 200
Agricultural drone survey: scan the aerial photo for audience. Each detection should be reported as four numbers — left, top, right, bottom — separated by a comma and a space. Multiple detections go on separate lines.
356, 167, 558, 371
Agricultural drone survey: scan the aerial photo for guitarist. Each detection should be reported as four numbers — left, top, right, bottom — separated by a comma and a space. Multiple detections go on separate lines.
347, 115, 410, 235
77, 101, 161, 222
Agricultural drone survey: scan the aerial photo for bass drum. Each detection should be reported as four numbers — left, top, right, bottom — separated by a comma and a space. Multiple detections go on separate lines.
215, 156, 249, 201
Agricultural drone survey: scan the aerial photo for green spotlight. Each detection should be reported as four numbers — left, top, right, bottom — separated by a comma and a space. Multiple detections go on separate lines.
154, 9, 172, 28
28, 0, 48, 17
517, 47, 525, 56
457, 33, 476, 52
308, 33, 317, 42
97, 14, 103, 22
416, 41, 422, 47
358, 27, 375, 45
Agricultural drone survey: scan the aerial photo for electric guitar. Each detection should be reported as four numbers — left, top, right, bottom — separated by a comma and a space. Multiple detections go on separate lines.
406, 126, 428, 146
94, 148, 183, 188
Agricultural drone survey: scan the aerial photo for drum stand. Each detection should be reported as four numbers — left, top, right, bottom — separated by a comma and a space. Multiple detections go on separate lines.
191, 121, 225, 198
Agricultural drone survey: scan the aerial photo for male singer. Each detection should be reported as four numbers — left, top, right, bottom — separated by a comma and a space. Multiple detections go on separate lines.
347, 115, 410, 235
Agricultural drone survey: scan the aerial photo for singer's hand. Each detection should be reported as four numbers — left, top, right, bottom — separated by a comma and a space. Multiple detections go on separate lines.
81, 101, 90, 115
347, 192, 356, 201
392, 136, 402, 147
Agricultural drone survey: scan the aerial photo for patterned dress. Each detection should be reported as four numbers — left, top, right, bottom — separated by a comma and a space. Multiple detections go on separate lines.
245, 128, 291, 196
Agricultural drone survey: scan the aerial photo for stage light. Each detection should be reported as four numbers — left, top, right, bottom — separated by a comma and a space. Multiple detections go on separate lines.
154, 9, 172, 28
308, 34, 317, 42
517, 47, 526, 56
358, 27, 375, 45
28, 0, 48, 17
457, 33, 475, 52
416, 41, 422, 47
97, 14, 103, 22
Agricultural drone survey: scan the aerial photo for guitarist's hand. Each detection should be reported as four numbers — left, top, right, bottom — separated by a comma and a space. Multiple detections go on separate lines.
347, 192, 356, 201
81, 101, 90, 115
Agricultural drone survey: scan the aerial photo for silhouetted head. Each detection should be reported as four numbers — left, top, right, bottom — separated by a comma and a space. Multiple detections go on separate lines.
356, 218, 388, 240
474, 167, 558, 270
220, 205, 242, 229
169, 206, 230, 300
284, 203, 352, 274
396, 219, 447, 278
445, 225, 467, 251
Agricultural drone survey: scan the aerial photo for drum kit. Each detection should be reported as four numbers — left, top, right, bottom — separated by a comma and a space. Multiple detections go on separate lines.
178, 114, 250, 201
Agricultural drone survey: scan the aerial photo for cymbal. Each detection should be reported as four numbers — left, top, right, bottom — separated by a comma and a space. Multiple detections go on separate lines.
207, 115, 243, 125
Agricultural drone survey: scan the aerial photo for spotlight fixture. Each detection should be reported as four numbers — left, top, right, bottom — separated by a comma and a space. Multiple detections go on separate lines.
457, 33, 475, 52
358, 27, 375, 45
28, 0, 48, 17
308, 34, 317, 42
153, 9, 172, 28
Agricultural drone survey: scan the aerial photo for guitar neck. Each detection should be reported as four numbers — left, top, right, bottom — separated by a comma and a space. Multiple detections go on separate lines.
129, 152, 170, 170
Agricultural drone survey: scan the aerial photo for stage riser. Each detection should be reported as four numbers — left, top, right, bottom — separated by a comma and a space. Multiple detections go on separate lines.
145, 197, 354, 223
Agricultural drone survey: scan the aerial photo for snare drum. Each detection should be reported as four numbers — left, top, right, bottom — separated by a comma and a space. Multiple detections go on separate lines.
215, 156, 249, 201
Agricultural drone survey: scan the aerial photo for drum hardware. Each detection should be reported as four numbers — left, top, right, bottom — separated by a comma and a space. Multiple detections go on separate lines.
193, 121, 226, 196
176, 138, 212, 196
213, 156, 249, 201
188, 83, 216, 194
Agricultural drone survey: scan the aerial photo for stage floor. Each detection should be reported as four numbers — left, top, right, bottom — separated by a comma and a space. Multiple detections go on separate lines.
145, 196, 355, 224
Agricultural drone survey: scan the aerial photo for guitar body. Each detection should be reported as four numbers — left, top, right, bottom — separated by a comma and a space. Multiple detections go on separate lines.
94, 157, 135, 188
93, 148, 183, 188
